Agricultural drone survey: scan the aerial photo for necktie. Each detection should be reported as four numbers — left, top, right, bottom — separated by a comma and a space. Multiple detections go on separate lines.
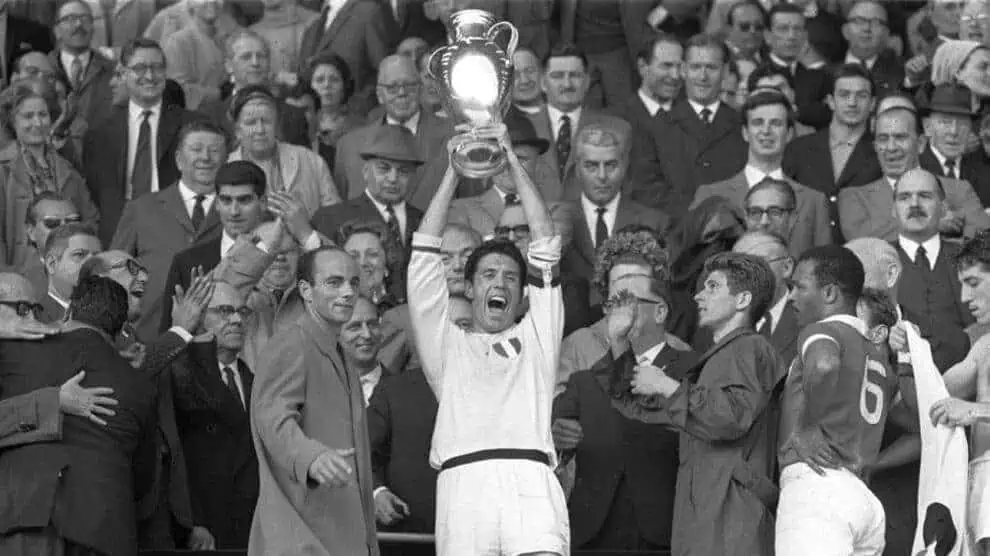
70, 56, 84, 89
916, 245, 932, 272
556, 115, 572, 179
944, 159, 957, 179
595, 206, 608, 248
191, 194, 206, 230
222, 365, 244, 409
700, 107, 712, 125
504, 193, 519, 206
271, 288, 285, 305
385, 203, 402, 245
130, 110, 153, 200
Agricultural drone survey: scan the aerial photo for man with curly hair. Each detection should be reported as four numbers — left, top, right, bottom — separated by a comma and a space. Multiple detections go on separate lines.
551, 226, 696, 551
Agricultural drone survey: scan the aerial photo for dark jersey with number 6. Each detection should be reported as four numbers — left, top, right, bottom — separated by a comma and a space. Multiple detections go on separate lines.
779, 316, 899, 474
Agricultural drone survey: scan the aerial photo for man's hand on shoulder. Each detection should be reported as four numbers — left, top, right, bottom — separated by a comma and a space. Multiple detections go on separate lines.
374, 488, 410, 525
59, 371, 118, 426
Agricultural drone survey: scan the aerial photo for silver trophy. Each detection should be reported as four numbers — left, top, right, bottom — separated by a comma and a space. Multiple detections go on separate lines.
427, 9, 519, 178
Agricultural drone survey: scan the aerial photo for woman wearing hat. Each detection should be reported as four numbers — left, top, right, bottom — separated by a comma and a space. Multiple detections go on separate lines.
922, 39, 990, 113
227, 84, 341, 217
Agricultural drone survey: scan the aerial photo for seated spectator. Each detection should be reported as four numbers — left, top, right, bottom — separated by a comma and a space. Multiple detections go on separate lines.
170, 280, 259, 550
919, 83, 990, 205
746, 65, 816, 137
337, 220, 405, 311
743, 178, 798, 241
227, 85, 341, 217
366, 295, 474, 535
0, 82, 99, 278
553, 228, 693, 552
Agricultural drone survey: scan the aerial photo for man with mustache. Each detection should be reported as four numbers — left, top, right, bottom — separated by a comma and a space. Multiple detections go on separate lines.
838, 103, 990, 242
693, 89, 831, 257
49, 0, 115, 130
512, 47, 546, 115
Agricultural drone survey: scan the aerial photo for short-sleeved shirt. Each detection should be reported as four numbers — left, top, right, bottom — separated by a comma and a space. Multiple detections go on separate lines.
780, 314, 898, 473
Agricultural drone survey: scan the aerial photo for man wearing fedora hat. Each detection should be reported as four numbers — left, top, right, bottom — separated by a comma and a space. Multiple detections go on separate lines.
447, 109, 558, 239
920, 83, 990, 206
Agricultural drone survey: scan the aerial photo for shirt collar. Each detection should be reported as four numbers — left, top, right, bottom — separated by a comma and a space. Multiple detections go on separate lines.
386, 110, 421, 134
514, 103, 542, 114
128, 100, 162, 120
60, 49, 91, 69
829, 122, 865, 147
580, 191, 621, 215
744, 165, 784, 187
769, 53, 798, 73
637, 89, 670, 116
636, 342, 668, 365
819, 314, 868, 337
364, 189, 406, 212
687, 99, 720, 119
898, 234, 941, 269
360, 365, 383, 385
929, 145, 955, 167
844, 51, 878, 69
177, 180, 214, 202
221, 231, 237, 258
546, 104, 582, 126
767, 294, 789, 331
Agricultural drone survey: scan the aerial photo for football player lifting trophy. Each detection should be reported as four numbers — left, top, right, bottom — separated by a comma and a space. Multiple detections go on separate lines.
428, 9, 519, 178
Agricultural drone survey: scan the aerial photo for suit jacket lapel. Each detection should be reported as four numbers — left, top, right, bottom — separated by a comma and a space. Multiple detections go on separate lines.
772, 304, 798, 357
570, 202, 597, 265
614, 197, 636, 232
160, 185, 195, 234
670, 101, 703, 160
706, 104, 737, 147
836, 134, 871, 188
305, 313, 350, 389
156, 106, 182, 164
112, 110, 130, 187
320, 2, 359, 53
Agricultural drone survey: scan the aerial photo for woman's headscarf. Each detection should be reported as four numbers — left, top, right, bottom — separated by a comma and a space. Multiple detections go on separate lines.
931, 39, 983, 86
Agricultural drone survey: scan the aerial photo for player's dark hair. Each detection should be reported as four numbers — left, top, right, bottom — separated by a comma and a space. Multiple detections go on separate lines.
296, 245, 350, 285
745, 177, 797, 210
747, 63, 796, 95
956, 229, 990, 273
702, 251, 776, 325
464, 239, 528, 296
797, 245, 866, 306
68, 276, 129, 337
741, 89, 794, 129
859, 287, 897, 329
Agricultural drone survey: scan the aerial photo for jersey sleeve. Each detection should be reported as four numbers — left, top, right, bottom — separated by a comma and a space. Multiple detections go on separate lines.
407, 232, 459, 396
799, 322, 840, 361
522, 235, 564, 368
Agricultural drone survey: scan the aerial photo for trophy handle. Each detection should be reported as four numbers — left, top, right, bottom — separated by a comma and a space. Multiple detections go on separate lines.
426, 46, 447, 82
485, 21, 519, 58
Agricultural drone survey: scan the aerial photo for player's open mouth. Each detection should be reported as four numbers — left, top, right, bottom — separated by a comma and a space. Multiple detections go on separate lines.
487, 295, 508, 312
131, 285, 145, 298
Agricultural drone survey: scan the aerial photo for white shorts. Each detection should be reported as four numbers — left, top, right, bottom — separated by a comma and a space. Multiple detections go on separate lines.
776, 462, 886, 556
971, 453, 990, 545
435, 458, 570, 556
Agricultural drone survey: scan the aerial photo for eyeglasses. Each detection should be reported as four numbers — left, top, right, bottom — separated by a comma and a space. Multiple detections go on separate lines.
40, 215, 82, 229
736, 22, 765, 32
847, 16, 888, 28
377, 81, 421, 95
109, 258, 146, 277
208, 305, 254, 319
494, 224, 531, 238
603, 293, 664, 312
962, 13, 990, 23
0, 300, 44, 318
127, 64, 167, 76
57, 14, 94, 26
746, 206, 793, 219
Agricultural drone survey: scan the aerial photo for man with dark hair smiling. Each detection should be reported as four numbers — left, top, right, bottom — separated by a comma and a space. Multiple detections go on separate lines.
409, 121, 565, 554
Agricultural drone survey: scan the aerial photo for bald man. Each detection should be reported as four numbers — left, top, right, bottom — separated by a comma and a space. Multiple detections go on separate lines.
0, 272, 118, 449
733, 230, 799, 364
332, 55, 455, 206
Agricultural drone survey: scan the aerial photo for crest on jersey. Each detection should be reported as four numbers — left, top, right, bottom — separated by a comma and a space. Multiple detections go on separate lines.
492, 337, 522, 359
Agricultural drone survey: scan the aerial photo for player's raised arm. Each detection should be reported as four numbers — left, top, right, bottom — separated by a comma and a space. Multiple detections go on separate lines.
499, 127, 553, 242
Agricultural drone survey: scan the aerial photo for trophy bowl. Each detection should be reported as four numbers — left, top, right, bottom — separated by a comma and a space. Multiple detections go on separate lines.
428, 10, 519, 179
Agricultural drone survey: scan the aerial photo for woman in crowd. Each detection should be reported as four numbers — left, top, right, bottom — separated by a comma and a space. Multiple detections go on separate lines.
307, 52, 362, 173
927, 39, 990, 110
0, 81, 99, 278
336, 220, 404, 312
227, 85, 340, 217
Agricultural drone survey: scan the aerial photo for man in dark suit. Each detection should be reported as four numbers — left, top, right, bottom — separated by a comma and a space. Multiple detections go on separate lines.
83, 38, 200, 245
112, 120, 228, 342
893, 168, 973, 372
783, 63, 883, 244
170, 281, 258, 550
387, 0, 445, 47
197, 29, 308, 148
630, 35, 748, 214
919, 84, 989, 207
313, 124, 423, 245
694, 90, 832, 257
0, 276, 157, 556
49, 0, 115, 128
609, 34, 682, 150
297, 0, 394, 111
553, 251, 693, 551
733, 230, 798, 364
0, 3, 53, 85
555, 121, 668, 308
841, 1, 905, 96
765, 3, 831, 129
38, 223, 102, 324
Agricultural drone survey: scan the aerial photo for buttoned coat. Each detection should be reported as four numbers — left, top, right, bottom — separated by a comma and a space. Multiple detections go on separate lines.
249, 312, 379, 556
837, 176, 990, 242
691, 170, 833, 256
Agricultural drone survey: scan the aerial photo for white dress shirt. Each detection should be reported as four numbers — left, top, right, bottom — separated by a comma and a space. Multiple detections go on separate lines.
127, 101, 162, 194
365, 190, 408, 239
898, 234, 941, 271
636, 341, 668, 365
769, 54, 798, 75
177, 180, 215, 220
219, 358, 248, 408
744, 165, 785, 188
360, 365, 383, 406
60, 49, 92, 81
220, 231, 237, 259
844, 51, 878, 70
757, 294, 789, 334
580, 192, 621, 241
386, 109, 421, 135
323, 0, 347, 29
546, 104, 582, 142
637, 89, 671, 117
929, 146, 960, 180
687, 99, 720, 123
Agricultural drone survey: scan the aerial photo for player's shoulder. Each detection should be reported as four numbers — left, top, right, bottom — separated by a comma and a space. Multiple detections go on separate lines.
799, 319, 864, 347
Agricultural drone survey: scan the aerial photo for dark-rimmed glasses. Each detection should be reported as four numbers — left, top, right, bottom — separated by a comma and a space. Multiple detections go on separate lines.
40, 215, 82, 229
110, 259, 146, 277
0, 300, 44, 318
746, 206, 793, 220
